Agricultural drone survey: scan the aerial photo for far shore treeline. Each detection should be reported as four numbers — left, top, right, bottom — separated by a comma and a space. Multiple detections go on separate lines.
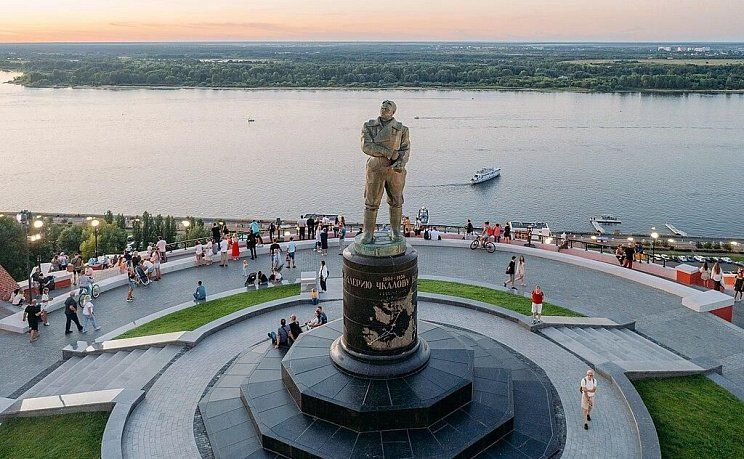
0, 211, 211, 281
1, 42, 743, 92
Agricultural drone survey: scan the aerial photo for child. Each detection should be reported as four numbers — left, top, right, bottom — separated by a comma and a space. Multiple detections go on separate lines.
242, 259, 249, 277
310, 288, 319, 305
531, 285, 544, 325
40, 287, 51, 326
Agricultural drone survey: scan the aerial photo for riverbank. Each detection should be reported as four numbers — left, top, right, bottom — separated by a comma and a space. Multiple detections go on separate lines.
4, 75, 744, 95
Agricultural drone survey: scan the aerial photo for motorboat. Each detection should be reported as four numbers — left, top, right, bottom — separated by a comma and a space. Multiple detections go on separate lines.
591, 215, 622, 224
470, 167, 501, 184
665, 223, 688, 237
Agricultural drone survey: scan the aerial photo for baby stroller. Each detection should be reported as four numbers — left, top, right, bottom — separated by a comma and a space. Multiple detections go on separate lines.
135, 265, 151, 286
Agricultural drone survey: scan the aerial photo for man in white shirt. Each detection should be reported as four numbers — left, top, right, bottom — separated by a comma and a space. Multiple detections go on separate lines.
219, 237, 229, 267
194, 240, 204, 266
286, 237, 297, 268
81, 297, 101, 333
156, 236, 167, 262
429, 227, 442, 240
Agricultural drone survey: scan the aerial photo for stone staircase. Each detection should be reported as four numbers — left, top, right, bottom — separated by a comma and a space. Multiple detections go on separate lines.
20, 345, 182, 399
540, 326, 705, 376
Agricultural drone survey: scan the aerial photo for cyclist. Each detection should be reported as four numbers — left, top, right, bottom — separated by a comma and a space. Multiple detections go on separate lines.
78, 269, 94, 299
478, 221, 493, 246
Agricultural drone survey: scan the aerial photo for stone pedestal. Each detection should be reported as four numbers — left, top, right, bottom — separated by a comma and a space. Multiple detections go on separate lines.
330, 233, 429, 377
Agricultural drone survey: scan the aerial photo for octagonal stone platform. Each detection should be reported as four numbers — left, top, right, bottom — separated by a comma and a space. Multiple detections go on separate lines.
281, 320, 475, 431
234, 318, 569, 458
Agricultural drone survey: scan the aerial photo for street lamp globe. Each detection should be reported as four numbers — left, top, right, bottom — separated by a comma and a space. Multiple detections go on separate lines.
33, 219, 44, 229
651, 232, 659, 240
91, 219, 100, 228
182, 220, 191, 228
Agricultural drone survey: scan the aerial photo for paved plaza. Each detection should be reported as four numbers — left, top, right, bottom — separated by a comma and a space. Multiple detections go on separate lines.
1, 242, 743, 457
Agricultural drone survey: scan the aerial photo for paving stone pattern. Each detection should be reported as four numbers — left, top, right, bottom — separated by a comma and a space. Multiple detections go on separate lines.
121, 300, 638, 458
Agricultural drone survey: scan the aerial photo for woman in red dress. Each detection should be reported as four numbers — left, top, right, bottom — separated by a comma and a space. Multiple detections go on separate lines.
231, 233, 240, 260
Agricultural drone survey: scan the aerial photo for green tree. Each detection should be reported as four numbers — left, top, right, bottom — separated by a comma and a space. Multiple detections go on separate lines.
115, 213, 126, 229
154, 214, 164, 240
80, 222, 128, 259
56, 225, 85, 255
104, 210, 114, 224
163, 216, 177, 243
131, 217, 142, 250
0, 216, 30, 281
141, 211, 156, 246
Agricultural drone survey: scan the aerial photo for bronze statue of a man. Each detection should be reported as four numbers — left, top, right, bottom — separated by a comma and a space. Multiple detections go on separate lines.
360, 100, 410, 244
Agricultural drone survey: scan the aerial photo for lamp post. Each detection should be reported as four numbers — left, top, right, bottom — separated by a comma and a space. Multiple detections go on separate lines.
181, 220, 191, 249
651, 232, 659, 263
91, 219, 100, 258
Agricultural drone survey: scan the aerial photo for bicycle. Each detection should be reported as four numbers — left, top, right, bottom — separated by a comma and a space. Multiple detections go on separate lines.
470, 237, 496, 253
75, 283, 101, 307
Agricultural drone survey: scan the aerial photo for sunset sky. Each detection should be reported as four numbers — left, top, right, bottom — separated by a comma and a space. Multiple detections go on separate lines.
1, 0, 742, 43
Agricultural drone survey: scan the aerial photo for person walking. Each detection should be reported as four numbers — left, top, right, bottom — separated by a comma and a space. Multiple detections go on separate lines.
307, 216, 316, 240
298, 216, 307, 240
156, 236, 167, 263
22, 299, 42, 342
204, 239, 214, 265
530, 285, 544, 324
193, 281, 207, 302
151, 249, 162, 281
515, 255, 527, 287
320, 226, 329, 256
493, 223, 502, 243
63, 291, 83, 334
580, 369, 598, 430
711, 262, 724, 292
247, 232, 257, 260
615, 245, 625, 265
194, 239, 204, 266
623, 244, 635, 269
71, 253, 83, 285
465, 219, 474, 240
318, 260, 329, 293
734, 268, 744, 302
211, 222, 220, 244
126, 268, 136, 302
40, 287, 51, 326
286, 237, 297, 268
699, 262, 711, 288
268, 222, 276, 243
81, 296, 101, 333
251, 220, 264, 246
504, 256, 517, 290
231, 233, 240, 260
503, 223, 512, 243
338, 220, 347, 254
219, 236, 229, 267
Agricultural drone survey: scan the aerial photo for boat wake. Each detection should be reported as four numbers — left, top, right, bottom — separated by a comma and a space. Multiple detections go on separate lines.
409, 182, 470, 188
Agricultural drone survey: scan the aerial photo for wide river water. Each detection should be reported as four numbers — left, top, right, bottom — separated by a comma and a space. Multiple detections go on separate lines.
1, 71, 742, 237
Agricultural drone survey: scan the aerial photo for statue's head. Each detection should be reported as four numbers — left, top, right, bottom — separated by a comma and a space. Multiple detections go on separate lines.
380, 100, 396, 121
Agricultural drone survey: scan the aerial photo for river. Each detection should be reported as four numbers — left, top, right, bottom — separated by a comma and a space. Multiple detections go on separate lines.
1, 71, 742, 237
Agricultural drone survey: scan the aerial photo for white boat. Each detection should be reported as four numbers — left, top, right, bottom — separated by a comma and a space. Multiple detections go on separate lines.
417, 207, 429, 225
590, 220, 606, 234
665, 223, 688, 237
591, 215, 622, 224
470, 167, 501, 184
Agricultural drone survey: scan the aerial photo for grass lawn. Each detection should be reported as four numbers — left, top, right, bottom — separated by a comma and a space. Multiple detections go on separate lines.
418, 279, 583, 317
634, 375, 744, 459
116, 284, 300, 339
0, 412, 108, 459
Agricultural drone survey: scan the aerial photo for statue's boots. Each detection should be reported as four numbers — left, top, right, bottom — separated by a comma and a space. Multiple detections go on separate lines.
360, 209, 377, 244
390, 206, 403, 239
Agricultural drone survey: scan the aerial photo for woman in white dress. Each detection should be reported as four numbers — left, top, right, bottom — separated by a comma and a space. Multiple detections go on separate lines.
515, 255, 526, 287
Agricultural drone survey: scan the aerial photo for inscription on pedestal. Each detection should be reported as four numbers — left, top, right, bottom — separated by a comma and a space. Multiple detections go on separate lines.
341, 245, 418, 357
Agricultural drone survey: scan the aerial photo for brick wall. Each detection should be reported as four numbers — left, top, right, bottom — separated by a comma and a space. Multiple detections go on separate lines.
0, 264, 20, 302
